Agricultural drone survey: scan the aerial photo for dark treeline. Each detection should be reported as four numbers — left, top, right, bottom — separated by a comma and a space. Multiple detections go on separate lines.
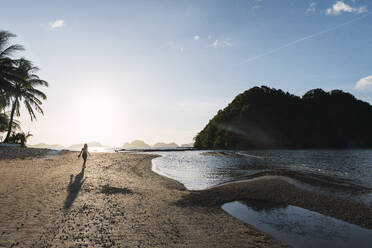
194, 86, 372, 149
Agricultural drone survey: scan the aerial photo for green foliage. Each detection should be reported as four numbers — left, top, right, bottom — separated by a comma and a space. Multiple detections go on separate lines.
194, 86, 372, 149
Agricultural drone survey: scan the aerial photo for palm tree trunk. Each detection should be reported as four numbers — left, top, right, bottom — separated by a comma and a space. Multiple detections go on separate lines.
3, 101, 16, 143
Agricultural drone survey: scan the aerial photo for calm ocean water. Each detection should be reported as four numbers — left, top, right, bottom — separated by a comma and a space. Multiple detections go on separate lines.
151, 149, 372, 202
151, 149, 372, 247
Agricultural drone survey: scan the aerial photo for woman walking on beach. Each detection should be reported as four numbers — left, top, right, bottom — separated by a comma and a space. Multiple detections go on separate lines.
78, 144, 91, 166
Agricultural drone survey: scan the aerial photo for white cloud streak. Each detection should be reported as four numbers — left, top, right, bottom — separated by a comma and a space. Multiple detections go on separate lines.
237, 12, 370, 66
326, 1, 367, 15
355, 75, 372, 90
193, 35, 200, 40
49, 20, 66, 29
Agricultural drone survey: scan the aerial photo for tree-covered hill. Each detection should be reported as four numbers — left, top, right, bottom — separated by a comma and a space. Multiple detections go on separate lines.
194, 86, 372, 149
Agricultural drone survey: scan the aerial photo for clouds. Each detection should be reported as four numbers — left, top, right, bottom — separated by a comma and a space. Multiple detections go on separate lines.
191, 35, 233, 49
166, 34, 233, 53
49, 20, 66, 29
306, 2, 316, 13
252, 0, 263, 11
355, 76, 372, 90
211, 40, 218, 48
210, 39, 232, 49
326, 1, 367, 15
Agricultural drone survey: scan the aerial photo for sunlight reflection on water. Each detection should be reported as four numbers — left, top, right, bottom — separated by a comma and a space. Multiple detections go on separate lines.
151, 150, 263, 190
151, 149, 372, 191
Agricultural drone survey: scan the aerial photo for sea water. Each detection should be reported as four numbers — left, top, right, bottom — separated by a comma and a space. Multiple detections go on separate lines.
150, 149, 372, 247
222, 200, 372, 248
151, 149, 372, 192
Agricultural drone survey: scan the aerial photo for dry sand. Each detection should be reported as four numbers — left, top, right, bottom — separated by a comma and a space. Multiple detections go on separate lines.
0, 148, 371, 247
0, 148, 288, 248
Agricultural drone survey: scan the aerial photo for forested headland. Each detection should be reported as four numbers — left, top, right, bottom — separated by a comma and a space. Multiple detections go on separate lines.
194, 86, 372, 149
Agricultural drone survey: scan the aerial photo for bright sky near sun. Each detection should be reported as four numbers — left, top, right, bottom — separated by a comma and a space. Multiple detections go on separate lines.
1, 0, 372, 147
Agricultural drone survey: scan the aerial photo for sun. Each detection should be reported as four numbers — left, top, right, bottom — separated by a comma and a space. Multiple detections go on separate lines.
71, 89, 121, 144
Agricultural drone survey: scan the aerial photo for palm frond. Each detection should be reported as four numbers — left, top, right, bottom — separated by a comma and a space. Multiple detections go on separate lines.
26, 96, 44, 114
27, 78, 49, 87
0, 31, 16, 51
24, 100, 37, 121
0, 112, 20, 132
0, 44, 24, 58
26, 89, 47, 101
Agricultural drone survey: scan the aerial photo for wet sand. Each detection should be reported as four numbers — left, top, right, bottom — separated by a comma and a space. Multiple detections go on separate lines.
1, 148, 371, 247
179, 177, 372, 229
0, 148, 288, 247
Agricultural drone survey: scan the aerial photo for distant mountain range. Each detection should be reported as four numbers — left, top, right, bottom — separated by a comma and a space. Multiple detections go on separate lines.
122, 140, 194, 149
122, 140, 151, 149
30, 140, 194, 150
28, 143, 65, 149
152, 142, 179, 148
67, 142, 104, 149
180, 143, 194, 147
29, 141, 104, 149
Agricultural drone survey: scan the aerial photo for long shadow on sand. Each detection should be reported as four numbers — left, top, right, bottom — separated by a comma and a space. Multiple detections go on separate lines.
64, 165, 86, 210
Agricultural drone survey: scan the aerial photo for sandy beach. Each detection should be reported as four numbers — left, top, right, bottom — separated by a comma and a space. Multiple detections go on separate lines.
1, 148, 371, 247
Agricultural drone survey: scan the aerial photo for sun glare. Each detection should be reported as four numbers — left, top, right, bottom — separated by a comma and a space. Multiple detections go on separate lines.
71, 90, 121, 144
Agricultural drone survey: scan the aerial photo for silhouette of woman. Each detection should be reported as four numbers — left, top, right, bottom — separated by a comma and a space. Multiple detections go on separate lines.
78, 144, 91, 166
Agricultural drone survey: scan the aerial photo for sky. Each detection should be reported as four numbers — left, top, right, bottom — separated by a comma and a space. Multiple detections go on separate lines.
1, 0, 372, 147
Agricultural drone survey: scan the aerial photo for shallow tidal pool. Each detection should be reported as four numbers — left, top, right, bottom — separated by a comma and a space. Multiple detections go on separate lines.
222, 200, 372, 248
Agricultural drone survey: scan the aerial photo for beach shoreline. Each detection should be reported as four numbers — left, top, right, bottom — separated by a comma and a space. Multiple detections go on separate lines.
0, 148, 371, 247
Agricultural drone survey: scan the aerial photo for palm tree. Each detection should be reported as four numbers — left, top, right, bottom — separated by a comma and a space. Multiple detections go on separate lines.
0, 31, 24, 107
3, 59, 48, 143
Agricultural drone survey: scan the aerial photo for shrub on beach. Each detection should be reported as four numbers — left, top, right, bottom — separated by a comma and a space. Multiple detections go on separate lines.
8, 132, 33, 147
